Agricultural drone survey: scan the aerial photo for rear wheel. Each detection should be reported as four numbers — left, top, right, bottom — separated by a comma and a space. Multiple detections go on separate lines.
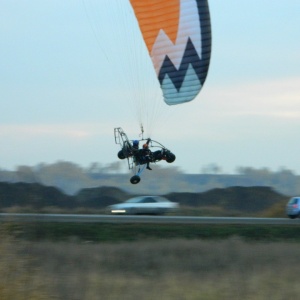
166, 152, 176, 163
118, 150, 125, 159
130, 175, 141, 184
152, 150, 163, 161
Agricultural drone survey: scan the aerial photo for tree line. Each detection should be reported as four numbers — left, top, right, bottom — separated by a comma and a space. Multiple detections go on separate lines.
0, 161, 299, 197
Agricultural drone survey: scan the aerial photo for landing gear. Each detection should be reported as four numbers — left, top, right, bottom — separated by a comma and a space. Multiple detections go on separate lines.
152, 149, 176, 163
130, 175, 141, 184
166, 152, 176, 163
118, 150, 125, 159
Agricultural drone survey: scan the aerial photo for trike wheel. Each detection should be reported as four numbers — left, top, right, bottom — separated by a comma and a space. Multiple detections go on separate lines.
118, 150, 125, 159
166, 153, 176, 163
130, 175, 141, 184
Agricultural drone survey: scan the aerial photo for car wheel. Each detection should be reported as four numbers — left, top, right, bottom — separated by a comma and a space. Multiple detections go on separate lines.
130, 175, 140, 184
288, 215, 297, 219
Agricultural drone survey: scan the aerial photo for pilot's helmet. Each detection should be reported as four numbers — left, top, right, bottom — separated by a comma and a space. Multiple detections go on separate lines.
132, 140, 139, 147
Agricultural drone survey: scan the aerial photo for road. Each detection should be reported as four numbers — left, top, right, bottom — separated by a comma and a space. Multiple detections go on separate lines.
0, 213, 299, 225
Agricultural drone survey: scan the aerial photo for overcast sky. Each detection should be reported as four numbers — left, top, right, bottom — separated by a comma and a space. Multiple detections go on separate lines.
1, 0, 300, 174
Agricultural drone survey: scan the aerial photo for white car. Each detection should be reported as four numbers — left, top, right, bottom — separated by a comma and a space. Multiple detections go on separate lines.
107, 196, 179, 215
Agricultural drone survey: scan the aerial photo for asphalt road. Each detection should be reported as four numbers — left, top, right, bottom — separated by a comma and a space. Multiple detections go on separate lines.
0, 213, 299, 225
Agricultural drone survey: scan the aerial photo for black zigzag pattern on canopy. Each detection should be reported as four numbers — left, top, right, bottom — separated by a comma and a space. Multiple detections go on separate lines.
158, 0, 211, 92
158, 38, 203, 91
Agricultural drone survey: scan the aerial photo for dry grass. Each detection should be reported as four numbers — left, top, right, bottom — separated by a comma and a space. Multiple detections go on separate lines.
1, 232, 300, 300
0, 232, 49, 300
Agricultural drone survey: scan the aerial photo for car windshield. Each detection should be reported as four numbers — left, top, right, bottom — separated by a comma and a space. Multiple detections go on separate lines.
126, 198, 142, 203
288, 198, 298, 205
125, 196, 169, 203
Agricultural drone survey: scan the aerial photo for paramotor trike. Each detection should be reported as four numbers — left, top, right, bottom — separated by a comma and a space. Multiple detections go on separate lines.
114, 127, 176, 184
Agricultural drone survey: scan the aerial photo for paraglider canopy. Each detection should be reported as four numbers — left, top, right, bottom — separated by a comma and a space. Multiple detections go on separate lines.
83, 0, 211, 135
129, 0, 211, 105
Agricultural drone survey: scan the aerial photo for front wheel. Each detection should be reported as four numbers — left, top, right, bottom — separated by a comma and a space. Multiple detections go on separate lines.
130, 175, 141, 184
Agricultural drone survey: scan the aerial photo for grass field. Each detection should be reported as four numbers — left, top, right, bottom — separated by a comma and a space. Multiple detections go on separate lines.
1, 228, 300, 300
5, 222, 300, 242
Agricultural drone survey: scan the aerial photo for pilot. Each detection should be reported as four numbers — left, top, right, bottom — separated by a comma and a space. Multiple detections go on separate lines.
132, 140, 139, 152
140, 141, 152, 170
